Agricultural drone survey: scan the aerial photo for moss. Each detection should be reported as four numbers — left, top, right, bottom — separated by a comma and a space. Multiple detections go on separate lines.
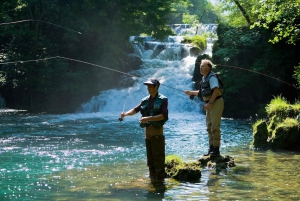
181, 35, 207, 50
252, 119, 269, 147
267, 115, 280, 132
165, 155, 201, 181
251, 96, 300, 150
269, 118, 300, 149
265, 96, 300, 119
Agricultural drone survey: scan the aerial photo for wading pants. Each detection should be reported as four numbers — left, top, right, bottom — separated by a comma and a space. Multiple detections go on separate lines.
145, 125, 165, 180
206, 97, 224, 147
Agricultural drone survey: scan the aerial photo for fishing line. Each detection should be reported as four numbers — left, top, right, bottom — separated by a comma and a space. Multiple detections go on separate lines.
0, 56, 138, 78
0, 56, 189, 92
195, 62, 296, 88
0, 19, 82, 34
0, 56, 196, 117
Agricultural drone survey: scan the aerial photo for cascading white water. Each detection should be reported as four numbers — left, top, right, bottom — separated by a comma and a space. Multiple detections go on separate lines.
78, 24, 218, 115
78, 36, 204, 115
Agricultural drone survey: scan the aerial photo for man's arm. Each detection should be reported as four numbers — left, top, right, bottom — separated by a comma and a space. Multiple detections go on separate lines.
184, 90, 199, 96
121, 108, 137, 117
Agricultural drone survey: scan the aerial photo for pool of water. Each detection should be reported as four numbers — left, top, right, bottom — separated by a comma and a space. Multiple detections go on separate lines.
1, 110, 300, 200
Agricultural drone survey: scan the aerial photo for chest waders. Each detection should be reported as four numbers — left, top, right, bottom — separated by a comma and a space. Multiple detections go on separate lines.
199, 71, 224, 156
141, 93, 168, 180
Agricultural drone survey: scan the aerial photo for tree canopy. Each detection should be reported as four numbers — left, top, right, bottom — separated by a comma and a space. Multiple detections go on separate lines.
217, 0, 300, 45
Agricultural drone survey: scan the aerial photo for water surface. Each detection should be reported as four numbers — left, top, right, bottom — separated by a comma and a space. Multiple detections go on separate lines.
1, 110, 299, 200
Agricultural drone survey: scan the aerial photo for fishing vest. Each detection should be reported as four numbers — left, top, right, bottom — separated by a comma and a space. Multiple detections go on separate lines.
199, 71, 223, 101
140, 93, 168, 128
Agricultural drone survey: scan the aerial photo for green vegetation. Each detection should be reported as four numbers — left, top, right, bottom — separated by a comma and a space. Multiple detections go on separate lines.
165, 155, 201, 181
181, 35, 206, 50
1, 0, 300, 118
252, 96, 300, 150
211, 0, 300, 118
0, 0, 183, 112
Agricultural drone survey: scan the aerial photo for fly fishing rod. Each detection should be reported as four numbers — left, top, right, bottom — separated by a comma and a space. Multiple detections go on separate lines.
0, 55, 191, 121
195, 61, 297, 89
0, 19, 82, 35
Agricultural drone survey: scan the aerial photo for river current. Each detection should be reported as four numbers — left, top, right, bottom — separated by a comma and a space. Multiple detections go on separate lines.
1, 110, 300, 200
1, 35, 300, 200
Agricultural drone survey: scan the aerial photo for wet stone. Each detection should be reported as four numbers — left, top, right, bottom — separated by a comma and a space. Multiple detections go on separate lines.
198, 155, 235, 170
165, 154, 235, 181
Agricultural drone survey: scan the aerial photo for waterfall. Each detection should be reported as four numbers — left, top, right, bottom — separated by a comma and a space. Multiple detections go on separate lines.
78, 24, 216, 114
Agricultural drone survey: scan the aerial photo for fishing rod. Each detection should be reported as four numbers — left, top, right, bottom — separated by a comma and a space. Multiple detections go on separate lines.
0, 19, 82, 35
0, 56, 187, 92
195, 62, 296, 89
0, 55, 200, 121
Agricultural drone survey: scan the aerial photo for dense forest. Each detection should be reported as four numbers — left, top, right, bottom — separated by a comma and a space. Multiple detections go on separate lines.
212, 0, 300, 118
0, 0, 299, 118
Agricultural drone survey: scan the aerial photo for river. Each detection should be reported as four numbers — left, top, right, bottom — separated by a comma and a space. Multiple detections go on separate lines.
1, 32, 300, 200
1, 110, 300, 200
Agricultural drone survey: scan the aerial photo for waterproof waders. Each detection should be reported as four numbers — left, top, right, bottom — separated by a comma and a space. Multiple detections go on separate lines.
145, 135, 165, 180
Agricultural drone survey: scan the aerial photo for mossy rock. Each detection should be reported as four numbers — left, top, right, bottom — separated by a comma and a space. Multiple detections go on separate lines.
165, 155, 201, 181
252, 119, 269, 147
251, 96, 300, 151
172, 162, 202, 181
190, 46, 201, 57
165, 154, 236, 181
268, 118, 300, 150
198, 155, 235, 170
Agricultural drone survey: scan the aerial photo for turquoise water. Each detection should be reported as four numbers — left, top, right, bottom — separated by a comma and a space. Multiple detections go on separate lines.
1, 109, 300, 200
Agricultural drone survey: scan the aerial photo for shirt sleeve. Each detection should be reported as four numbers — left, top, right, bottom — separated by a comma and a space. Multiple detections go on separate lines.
161, 99, 168, 118
209, 76, 219, 89
133, 102, 142, 113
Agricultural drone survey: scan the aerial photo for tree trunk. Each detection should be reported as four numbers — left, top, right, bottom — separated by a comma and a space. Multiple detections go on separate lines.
232, 0, 251, 25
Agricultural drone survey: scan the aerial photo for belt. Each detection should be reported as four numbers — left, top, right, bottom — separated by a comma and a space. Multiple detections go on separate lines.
205, 96, 222, 103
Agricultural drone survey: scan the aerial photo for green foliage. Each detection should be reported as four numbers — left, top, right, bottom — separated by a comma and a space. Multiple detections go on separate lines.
217, 0, 259, 26
0, 0, 181, 112
168, 0, 218, 24
251, 0, 300, 45
213, 23, 300, 118
265, 96, 300, 119
182, 14, 199, 26
218, 0, 300, 44
181, 35, 206, 50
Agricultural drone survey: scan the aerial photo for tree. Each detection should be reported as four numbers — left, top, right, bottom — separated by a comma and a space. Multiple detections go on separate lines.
251, 0, 300, 45
0, 0, 183, 112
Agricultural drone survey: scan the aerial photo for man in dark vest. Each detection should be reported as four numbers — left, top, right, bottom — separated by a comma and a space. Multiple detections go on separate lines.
120, 78, 168, 181
184, 59, 224, 156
